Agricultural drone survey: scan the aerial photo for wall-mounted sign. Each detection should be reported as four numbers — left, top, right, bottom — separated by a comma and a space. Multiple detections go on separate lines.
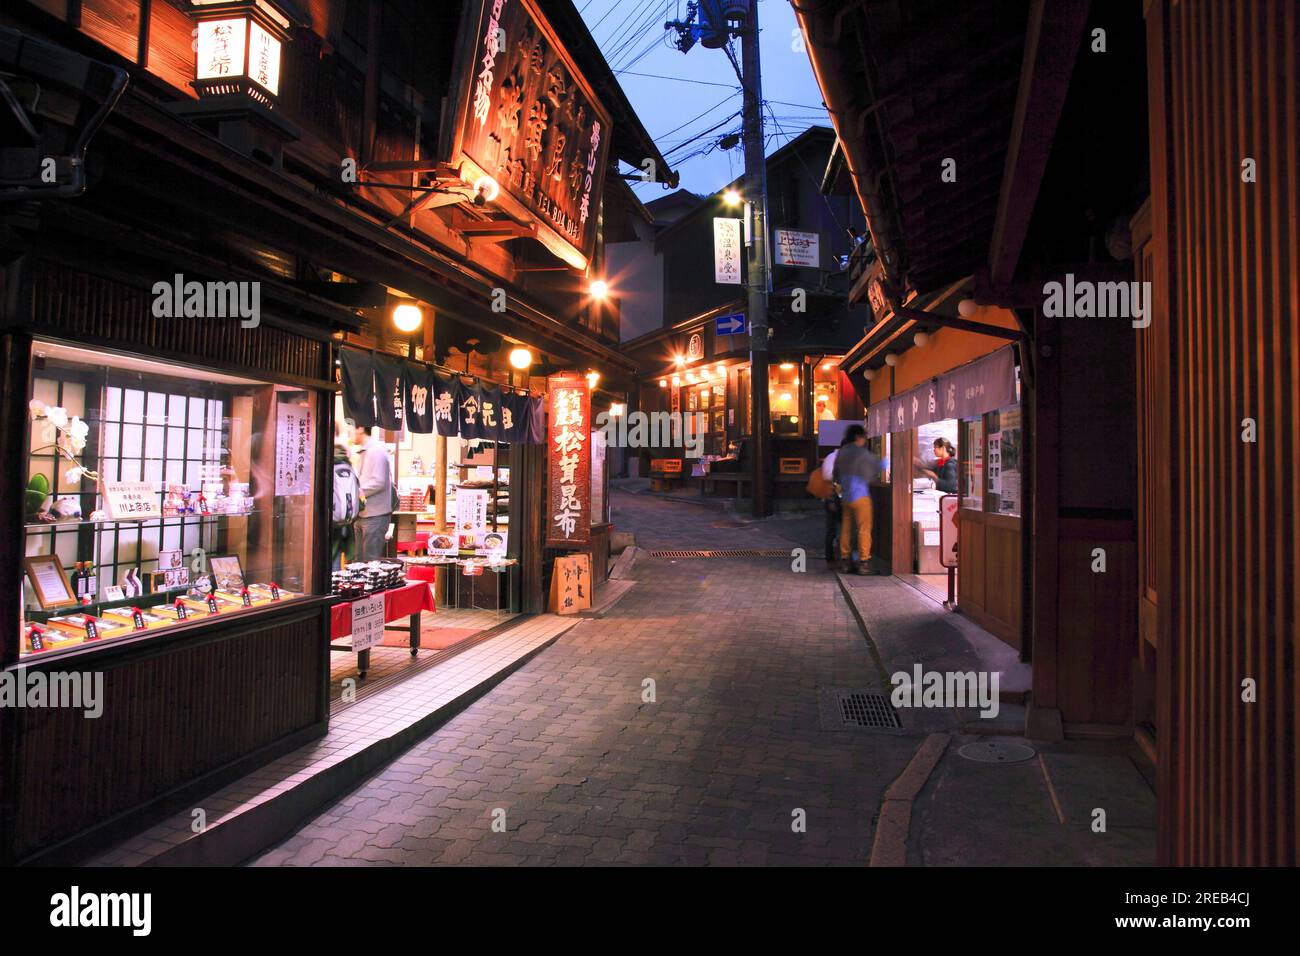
686, 333, 705, 362
447, 0, 614, 270
773, 228, 820, 268
713, 217, 743, 284
546, 374, 591, 547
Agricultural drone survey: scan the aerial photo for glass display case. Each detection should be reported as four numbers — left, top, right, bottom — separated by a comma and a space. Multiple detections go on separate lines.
21, 340, 319, 658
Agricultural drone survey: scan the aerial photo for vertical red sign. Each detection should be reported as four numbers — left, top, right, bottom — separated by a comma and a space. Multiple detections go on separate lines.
546, 374, 591, 548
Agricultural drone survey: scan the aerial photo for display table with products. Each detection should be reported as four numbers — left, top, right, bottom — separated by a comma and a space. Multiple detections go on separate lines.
401, 556, 517, 616
329, 580, 436, 678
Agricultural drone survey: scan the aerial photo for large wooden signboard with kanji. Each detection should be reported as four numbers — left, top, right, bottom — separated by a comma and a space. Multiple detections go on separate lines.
546, 374, 591, 547
446, 0, 615, 269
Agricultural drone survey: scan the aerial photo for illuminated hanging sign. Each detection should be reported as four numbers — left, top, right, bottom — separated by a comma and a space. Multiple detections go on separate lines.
447, 0, 615, 270
546, 374, 591, 548
713, 217, 743, 284
189, 1, 290, 102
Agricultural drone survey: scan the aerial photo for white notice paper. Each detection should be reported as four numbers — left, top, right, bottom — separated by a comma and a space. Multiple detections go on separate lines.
350, 593, 385, 652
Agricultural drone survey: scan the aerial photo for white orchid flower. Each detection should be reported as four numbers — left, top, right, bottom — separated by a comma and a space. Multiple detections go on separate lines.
29, 399, 47, 418
45, 406, 68, 429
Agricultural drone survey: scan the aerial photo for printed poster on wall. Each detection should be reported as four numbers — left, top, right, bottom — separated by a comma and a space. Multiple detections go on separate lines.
456, 488, 490, 534
713, 217, 743, 285
274, 404, 313, 496
546, 375, 591, 547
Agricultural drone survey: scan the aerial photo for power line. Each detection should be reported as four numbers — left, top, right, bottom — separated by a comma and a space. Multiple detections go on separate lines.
615, 70, 740, 89
586, 0, 628, 35
654, 90, 741, 142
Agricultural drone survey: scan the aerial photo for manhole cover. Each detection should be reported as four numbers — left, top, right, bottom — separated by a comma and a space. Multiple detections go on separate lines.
817, 688, 903, 732
958, 740, 1036, 763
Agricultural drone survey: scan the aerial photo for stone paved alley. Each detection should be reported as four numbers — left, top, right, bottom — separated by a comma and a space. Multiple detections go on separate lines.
251, 487, 1156, 866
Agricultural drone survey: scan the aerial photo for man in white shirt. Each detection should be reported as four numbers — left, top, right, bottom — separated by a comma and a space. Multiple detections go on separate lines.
352, 426, 392, 562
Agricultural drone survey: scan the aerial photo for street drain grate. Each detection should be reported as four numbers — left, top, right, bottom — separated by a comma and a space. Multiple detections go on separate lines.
817, 688, 903, 733
958, 740, 1036, 763
648, 549, 791, 559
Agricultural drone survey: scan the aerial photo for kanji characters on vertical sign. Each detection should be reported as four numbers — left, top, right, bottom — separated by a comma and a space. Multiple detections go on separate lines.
546, 374, 591, 547
274, 404, 313, 497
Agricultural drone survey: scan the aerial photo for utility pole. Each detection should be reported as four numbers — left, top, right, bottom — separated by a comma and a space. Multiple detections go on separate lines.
667, 0, 772, 516
740, 0, 771, 518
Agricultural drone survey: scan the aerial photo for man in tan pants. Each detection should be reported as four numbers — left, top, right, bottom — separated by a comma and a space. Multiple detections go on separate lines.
832, 424, 882, 574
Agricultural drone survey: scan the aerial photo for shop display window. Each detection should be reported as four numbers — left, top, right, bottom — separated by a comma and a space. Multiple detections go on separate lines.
21, 341, 319, 659
770, 362, 800, 433
813, 359, 842, 432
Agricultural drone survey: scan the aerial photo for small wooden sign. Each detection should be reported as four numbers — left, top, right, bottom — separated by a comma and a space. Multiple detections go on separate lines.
778, 457, 807, 474
549, 553, 592, 616
103, 480, 161, 521
651, 458, 683, 475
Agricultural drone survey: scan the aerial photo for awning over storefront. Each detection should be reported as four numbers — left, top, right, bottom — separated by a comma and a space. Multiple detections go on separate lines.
865, 345, 1018, 438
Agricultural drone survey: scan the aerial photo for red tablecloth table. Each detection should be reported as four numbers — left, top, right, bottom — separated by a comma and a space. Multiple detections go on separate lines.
329, 580, 436, 677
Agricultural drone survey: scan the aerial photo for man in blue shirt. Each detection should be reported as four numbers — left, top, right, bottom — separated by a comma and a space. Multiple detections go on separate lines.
832, 425, 882, 574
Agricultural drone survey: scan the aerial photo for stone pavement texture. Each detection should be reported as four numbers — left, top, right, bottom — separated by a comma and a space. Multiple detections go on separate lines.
252, 489, 1156, 866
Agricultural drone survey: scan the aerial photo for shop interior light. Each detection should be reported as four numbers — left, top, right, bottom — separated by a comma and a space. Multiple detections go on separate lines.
508, 347, 533, 370
610, 402, 626, 417
589, 279, 609, 299
586, 370, 601, 388
822, 361, 834, 370
780, 392, 792, 402
392, 303, 422, 333
789, 416, 799, 425
716, 363, 726, 375
686, 372, 697, 383
658, 378, 667, 388
674, 354, 685, 367
779, 362, 795, 370
722, 188, 742, 206
671, 375, 681, 386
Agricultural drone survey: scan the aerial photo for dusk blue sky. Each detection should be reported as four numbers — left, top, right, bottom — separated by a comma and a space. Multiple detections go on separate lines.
577, 0, 832, 198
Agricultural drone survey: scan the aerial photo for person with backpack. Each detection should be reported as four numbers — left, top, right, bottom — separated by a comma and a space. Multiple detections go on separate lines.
331, 439, 362, 567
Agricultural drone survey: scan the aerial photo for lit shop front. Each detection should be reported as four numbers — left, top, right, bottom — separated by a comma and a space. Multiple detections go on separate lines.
338, 346, 547, 619
629, 318, 857, 495
863, 345, 1023, 645
1, 270, 339, 866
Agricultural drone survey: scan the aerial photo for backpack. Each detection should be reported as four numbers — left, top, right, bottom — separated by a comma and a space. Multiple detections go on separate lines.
333, 459, 361, 525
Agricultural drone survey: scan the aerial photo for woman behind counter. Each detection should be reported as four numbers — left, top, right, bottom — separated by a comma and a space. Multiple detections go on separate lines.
920, 437, 959, 493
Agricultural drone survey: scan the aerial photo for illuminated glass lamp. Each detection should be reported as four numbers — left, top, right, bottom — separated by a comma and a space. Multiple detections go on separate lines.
189, 0, 295, 107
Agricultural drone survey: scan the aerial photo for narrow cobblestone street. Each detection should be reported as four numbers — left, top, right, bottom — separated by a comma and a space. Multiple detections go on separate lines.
252, 490, 922, 865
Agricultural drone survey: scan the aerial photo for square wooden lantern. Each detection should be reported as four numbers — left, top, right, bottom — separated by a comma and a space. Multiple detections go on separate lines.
188, 0, 296, 106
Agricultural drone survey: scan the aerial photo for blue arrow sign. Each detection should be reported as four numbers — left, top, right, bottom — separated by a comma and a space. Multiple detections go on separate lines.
715, 312, 746, 335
